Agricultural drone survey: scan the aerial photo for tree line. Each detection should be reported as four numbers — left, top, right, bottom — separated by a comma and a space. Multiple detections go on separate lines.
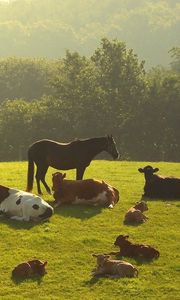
0, 39, 179, 162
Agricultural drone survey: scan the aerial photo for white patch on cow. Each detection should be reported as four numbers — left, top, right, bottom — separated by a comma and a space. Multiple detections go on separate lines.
72, 191, 108, 206
108, 204, 114, 209
0, 189, 53, 221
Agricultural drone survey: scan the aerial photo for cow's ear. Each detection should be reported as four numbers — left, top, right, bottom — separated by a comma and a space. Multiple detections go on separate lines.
124, 235, 129, 239
153, 168, 159, 173
138, 168, 144, 173
63, 173, 66, 179
92, 253, 98, 257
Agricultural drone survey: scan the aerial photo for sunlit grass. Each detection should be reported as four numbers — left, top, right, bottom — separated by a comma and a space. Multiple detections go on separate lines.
0, 161, 179, 300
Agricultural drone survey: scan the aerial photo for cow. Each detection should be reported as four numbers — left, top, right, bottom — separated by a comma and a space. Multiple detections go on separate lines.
110, 235, 160, 261
92, 254, 138, 278
124, 201, 148, 224
138, 165, 180, 199
12, 260, 47, 278
52, 172, 119, 208
0, 185, 54, 222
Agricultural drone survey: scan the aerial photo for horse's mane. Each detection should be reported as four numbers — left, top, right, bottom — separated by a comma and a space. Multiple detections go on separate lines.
71, 136, 106, 143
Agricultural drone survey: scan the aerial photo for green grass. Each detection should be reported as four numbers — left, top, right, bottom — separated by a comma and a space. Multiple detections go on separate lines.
0, 161, 180, 300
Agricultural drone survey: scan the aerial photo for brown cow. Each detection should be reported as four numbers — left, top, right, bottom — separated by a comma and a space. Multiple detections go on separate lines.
52, 172, 119, 208
110, 235, 159, 260
12, 260, 47, 278
92, 254, 138, 278
124, 201, 148, 224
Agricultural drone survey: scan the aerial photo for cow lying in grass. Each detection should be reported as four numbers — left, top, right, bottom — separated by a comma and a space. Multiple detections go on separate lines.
92, 254, 138, 278
109, 235, 160, 261
124, 201, 148, 224
138, 165, 180, 199
52, 172, 119, 208
12, 260, 47, 278
0, 185, 54, 222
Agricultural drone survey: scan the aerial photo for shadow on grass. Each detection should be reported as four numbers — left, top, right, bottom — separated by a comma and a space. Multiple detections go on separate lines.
0, 215, 50, 230
123, 221, 147, 227
11, 275, 44, 285
141, 195, 180, 202
82, 275, 103, 286
54, 204, 103, 220
82, 273, 135, 286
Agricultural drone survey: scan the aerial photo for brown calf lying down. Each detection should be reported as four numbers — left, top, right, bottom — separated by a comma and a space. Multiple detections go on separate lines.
109, 235, 159, 260
12, 260, 47, 278
92, 254, 138, 278
139, 165, 180, 199
124, 201, 148, 224
52, 172, 119, 208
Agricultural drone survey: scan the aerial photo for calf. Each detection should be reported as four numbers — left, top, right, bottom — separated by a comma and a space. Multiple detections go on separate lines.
92, 254, 138, 278
111, 235, 159, 260
124, 201, 148, 224
52, 172, 119, 208
12, 260, 47, 278
138, 165, 180, 199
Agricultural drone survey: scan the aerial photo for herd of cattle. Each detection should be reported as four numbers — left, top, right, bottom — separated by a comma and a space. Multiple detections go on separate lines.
0, 163, 180, 279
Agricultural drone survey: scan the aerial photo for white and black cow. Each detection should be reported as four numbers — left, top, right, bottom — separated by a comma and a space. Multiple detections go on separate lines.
0, 185, 54, 222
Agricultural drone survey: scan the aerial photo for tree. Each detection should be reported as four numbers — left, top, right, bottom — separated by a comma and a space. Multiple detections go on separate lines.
169, 47, 180, 73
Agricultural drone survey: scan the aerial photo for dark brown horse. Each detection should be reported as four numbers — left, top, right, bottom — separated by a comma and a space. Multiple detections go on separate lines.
26, 135, 119, 195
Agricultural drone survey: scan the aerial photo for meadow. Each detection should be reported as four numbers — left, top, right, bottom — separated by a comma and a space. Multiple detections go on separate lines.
0, 160, 179, 300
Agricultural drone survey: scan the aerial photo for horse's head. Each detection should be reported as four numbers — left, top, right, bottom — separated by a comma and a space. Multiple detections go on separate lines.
106, 135, 119, 159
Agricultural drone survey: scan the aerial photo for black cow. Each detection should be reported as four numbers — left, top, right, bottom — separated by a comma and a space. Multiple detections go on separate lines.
138, 165, 180, 199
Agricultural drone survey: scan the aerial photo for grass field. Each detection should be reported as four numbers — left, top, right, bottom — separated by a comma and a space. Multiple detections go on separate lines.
0, 160, 179, 300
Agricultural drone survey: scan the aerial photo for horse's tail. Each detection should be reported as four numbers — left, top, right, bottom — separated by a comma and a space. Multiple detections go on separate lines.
26, 148, 34, 192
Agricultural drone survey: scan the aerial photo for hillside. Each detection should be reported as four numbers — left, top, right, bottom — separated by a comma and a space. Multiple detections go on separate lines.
0, 0, 179, 67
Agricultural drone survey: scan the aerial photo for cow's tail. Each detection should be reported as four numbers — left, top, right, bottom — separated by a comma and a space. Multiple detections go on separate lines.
26, 148, 34, 192
134, 268, 138, 277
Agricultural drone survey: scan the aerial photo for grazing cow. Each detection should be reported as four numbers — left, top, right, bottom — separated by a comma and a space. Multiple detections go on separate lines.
124, 201, 148, 224
138, 165, 180, 199
92, 254, 138, 278
52, 172, 119, 208
12, 260, 47, 278
111, 235, 159, 260
0, 185, 54, 222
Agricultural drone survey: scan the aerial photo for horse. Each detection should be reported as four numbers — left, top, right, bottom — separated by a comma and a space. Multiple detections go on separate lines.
26, 135, 119, 195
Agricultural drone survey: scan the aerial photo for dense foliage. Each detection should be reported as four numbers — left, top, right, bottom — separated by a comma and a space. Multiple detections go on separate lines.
0, 0, 179, 67
0, 39, 179, 162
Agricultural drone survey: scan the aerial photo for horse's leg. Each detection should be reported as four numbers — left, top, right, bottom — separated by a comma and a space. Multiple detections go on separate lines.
76, 166, 86, 180
41, 166, 51, 194
35, 163, 42, 195
35, 163, 50, 195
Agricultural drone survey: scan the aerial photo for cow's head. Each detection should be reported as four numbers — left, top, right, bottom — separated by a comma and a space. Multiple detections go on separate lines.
114, 235, 129, 246
92, 254, 110, 266
52, 172, 66, 191
22, 193, 54, 222
138, 166, 159, 179
28, 260, 48, 276
134, 201, 148, 212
